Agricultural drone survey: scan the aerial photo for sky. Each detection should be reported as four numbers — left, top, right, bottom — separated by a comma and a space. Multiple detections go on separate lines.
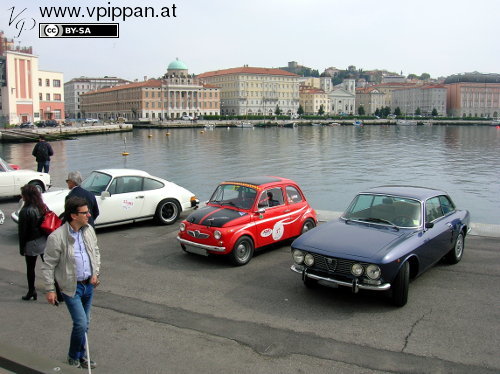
2, 0, 499, 82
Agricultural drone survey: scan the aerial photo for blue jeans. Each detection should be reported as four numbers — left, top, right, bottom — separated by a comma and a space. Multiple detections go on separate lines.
37, 161, 50, 173
63, 282, 94, 360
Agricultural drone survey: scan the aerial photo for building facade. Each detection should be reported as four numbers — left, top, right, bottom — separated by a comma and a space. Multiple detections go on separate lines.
445, 81, 500, 118
299, 86, 330, 115
80, 60, 220, 120
197, 66, 300, 116
64, 76, 130, 119
0, 49, 64, 125
355, 87, 386, 115
329, 79, 356, 115
392, 85, 447, 116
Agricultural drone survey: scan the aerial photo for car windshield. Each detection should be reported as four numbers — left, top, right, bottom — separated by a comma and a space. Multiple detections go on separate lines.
0, 158, 14, 172
209, 183, 257, 210
343, 193, 422, 228
81, 171, 112, 195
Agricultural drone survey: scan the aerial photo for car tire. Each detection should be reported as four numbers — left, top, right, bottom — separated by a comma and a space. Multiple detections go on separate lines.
391, 261, 409, 307
155, 199, 181, 225
446, 232, 464, 264
29, 181, 45, 194
301, 219, 316, 235
230, 236, 254, 266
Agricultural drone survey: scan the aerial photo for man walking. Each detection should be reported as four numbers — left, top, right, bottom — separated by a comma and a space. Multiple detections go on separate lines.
32, 135, 54, 173
41, 196, 101, 369
66, 171, 100, 227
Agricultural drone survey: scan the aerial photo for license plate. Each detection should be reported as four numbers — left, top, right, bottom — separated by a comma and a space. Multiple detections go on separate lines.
184, 245, 208, 256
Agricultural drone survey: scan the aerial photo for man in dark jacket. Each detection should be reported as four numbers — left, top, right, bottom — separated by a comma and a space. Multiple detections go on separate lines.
65, 171, 99, 227
32, 135, 54, 173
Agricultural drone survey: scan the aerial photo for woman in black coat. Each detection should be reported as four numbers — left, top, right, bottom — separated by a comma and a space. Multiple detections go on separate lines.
18, 184, 47, 300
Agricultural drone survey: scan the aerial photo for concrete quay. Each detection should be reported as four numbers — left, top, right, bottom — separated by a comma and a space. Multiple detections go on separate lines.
0, 198, 499, 373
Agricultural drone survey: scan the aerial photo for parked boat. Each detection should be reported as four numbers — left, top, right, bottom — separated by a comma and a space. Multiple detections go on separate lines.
236, 122, 254, 128
353, 120, 363, 126
396, 119, 417, 126
282, 122, 297, 128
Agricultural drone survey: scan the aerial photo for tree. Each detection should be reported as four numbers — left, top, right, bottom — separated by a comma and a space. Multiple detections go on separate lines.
318, 104, 325, 116
374, 108, 380, 117
420, 73, 430, 81
381, 106, 391, 117
297, 104, 304, 116
415, 107, 421, 116
358, 105, 365, 115
407, 73, 418, 80
394, 107, 402, 116
432, 108, 438, 116
274, 105, 282, 116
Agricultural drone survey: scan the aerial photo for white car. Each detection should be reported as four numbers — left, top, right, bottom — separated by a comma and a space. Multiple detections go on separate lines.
12, 169, 199, 228
181, 115, 193, 121
0, 157, 51, 197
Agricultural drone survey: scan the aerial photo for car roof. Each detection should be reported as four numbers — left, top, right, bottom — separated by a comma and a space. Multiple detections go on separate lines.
93, 169, 154, 178
360, 185, 447, 201
223, 176, 293, 187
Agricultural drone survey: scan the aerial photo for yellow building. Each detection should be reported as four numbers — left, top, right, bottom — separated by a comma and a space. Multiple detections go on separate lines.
197, 66, 300, 116
299, 86, 330, 115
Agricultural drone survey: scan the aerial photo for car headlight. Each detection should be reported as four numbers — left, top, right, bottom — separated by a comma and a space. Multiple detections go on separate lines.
292, 249, 305, 264
214, 230, 222, 240
351, 263, 364, 277
304, 253, 315, 267
365, 264, 381, 280
179, 222, 185, 232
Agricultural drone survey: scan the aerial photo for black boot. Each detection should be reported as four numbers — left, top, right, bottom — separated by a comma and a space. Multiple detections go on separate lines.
22, 290, 37, 301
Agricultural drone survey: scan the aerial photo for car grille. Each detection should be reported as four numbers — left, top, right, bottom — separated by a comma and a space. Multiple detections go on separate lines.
310, 253, 368, 276
187, 230, 210, 239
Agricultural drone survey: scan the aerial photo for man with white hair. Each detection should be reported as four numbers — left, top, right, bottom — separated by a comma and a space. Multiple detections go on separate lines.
66, 171, 99, 227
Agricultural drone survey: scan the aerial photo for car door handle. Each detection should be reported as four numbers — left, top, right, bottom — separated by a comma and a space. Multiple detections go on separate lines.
284, 209, 291, 213
136, 195, 144, 199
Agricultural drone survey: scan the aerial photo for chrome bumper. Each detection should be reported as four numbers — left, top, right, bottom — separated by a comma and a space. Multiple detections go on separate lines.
177, 236, 226, 253
291, 264, 391, 292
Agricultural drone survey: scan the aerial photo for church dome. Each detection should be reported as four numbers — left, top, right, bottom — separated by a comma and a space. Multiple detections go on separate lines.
168, 59, 188, 70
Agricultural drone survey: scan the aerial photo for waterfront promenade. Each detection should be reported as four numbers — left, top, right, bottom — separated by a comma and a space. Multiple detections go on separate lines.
1, 198, 499, 374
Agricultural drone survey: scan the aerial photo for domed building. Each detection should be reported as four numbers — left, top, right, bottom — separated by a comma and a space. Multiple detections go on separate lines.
166, 58, 189, 77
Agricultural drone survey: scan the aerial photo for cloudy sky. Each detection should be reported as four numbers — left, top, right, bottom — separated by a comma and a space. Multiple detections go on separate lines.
2, 0, 499, 81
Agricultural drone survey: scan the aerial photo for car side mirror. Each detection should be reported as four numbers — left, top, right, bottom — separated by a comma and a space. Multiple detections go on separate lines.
101, 191, 110, 199
425, 222, 434, 229
255, 208, 266, 214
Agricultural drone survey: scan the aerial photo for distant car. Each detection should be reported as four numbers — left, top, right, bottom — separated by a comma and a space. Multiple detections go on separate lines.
0, 157, 51, 197
177, 176, 317, 265
181, 115, 193, 121
387, 114, 397, 119
19, 122, 34, 129
85, 118, 99, 123
44, 119, 59, 127
12, 169, 199, 228
290, 186, 470, 307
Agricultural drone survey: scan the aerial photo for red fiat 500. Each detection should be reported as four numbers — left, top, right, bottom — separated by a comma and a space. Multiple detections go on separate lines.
177, 176, 317, 265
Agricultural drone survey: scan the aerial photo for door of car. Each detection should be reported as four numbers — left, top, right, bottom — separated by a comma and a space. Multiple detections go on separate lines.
0, 162, 16, 196
97, 176, 146, 224
254, 186, 290, 247
418, 196, 454, 270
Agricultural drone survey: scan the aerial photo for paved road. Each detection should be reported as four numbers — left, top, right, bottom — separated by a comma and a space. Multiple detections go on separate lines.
1, 198, 499, 373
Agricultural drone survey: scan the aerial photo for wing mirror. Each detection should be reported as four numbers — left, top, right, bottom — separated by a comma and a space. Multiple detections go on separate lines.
100, 191, 110, 199
255, 208, 266, 214
425, 222, 434, 229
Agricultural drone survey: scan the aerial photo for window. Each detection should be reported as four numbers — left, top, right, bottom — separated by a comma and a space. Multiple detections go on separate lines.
54, 93, 61, 101
143, 178, 164, 191
53, 79, 61, 87
425, 197, 443, 222
258, 187, 284, 208
108, 176, 143, 194
439, 195, 455, 215
286, 186, 303, 204
45, 79, 50, 87
46, 93, 51, 101
38, 78, 42, 86
39, 93, 42, 100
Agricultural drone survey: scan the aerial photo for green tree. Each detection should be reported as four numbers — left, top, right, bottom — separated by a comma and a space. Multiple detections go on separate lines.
382, 106, 391, 117
297, 104, 304, 116
415, 107, 421, 116
407, 73, 418, 80
358, 105, 365, 115
318, 104, 325, 116
432, 108, 438, 116
420, 73, 430, 80
374, 108, 380, 117
394, 107, 402, 116
274, 105, 282, 116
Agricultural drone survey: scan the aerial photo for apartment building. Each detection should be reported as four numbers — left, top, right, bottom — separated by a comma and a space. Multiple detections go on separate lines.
64, 76, 130, 119
299, 86, 330, 115
392, 85, 447, 116
197, 66, 300, 116
355, 87, 386, 115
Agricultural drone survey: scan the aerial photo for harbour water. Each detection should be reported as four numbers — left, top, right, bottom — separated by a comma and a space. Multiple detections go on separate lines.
1, 124, 499, 224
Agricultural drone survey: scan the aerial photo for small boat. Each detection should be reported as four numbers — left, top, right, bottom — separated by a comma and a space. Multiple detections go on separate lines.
353, 120, 363, 126
236, 122, 254, 128
282, 122, 297, 128
396, 119, 417, 126
311, 123, 322, 127
204, 123, 215, 130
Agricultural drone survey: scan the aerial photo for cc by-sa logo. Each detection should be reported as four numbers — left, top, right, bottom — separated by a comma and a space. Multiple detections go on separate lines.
44, 24, 60, 37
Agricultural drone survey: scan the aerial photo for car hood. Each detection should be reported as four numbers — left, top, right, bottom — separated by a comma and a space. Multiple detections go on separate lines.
292, 219, 408, 261
185, 205, 250, 228
42, 189, 70, 215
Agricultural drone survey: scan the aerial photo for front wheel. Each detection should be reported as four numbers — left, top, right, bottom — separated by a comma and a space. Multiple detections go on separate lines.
155, 199, 181, 225
230, 236, 254, 266
446, 232, 464, 264
301, 219, 316, 235
391, 261, 409, 307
